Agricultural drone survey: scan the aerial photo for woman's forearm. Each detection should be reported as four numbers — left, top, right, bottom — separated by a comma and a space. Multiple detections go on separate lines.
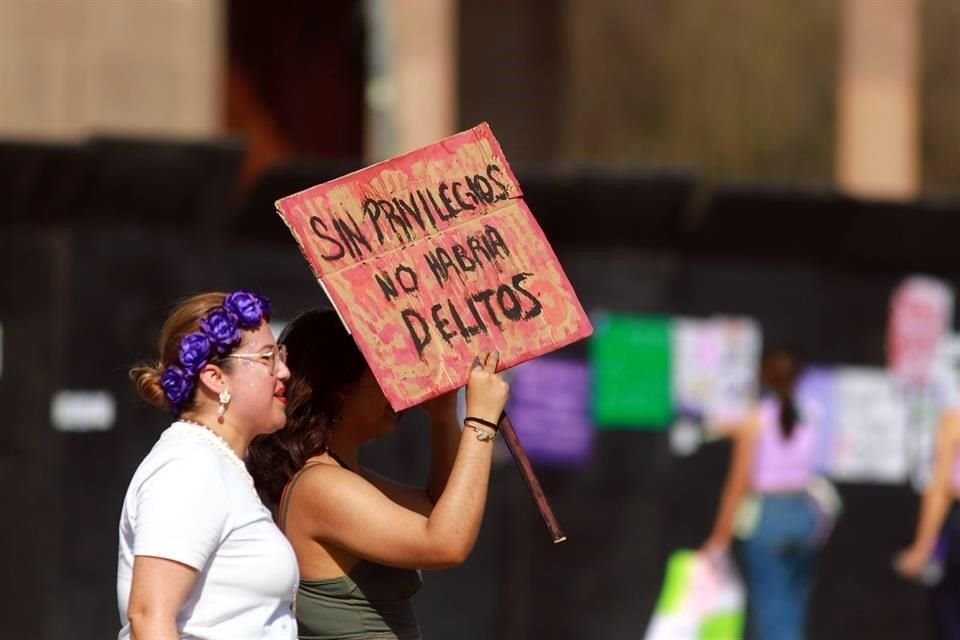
426, 412, 461, 503
708, 423, 756, 545
911, 412, 960, 557
420, 353, 506, 564
912, 479, 951, 557
711, 476, 747, 542
425, 428, 495, 563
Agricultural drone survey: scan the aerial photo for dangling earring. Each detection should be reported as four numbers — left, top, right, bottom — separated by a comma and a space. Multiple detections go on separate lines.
218, 388, 232, 421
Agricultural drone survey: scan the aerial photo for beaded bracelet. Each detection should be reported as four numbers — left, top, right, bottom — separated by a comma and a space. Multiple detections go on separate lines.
465, 423, 497, 441
464, 416, 500, 430
464, 416, 500, 442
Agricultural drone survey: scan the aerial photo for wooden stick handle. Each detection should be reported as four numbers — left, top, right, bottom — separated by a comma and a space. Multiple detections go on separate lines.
498, 413, 567, 543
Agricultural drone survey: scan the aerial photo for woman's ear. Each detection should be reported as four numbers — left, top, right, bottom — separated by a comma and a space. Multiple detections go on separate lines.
196, 363, 228, 396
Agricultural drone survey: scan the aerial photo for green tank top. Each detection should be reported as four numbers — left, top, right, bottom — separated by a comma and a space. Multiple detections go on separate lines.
280, 460, 423, 640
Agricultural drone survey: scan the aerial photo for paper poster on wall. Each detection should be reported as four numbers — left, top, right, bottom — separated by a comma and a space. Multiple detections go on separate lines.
886, 276, 956, 487
828, 367, 909, 483
591, 313, 672, 429
506, 358, 593, 466
901, 351, 960, 490
888, 276, 953, 385
795, 367, 837, 474
275, 123, 592, 410
672, 316, 761, 431
902, 383, 943, 490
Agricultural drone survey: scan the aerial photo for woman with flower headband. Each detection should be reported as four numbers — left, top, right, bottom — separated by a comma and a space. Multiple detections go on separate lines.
247, 309, 509, 640
117, 291, 298, 640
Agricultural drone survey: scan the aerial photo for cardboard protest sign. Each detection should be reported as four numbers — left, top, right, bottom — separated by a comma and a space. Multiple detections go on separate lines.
276, 123, 592, 410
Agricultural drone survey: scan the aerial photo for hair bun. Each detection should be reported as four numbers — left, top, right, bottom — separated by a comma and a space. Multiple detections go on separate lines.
130, 363, 170, 411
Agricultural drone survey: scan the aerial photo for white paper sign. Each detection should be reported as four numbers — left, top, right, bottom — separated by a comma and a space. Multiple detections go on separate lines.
672, 316, 761, 431
829, 368, 908, 483
904, 345, 960, 489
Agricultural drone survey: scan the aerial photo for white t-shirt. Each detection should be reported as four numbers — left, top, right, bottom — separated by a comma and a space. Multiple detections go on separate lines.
117, 422, 298, 640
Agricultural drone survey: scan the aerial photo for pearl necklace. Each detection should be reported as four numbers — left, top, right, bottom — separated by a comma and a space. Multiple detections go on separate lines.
177, 419, 258, 498
177, 420, 297, 610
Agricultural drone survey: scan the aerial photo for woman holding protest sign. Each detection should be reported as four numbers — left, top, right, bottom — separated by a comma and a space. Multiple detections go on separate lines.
247, 308, 509, 640
118, 291, 299, 640
702, 348, 838, 640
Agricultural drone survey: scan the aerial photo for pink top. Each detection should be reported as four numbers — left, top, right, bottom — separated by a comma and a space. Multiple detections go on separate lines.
751, 397, 817, 493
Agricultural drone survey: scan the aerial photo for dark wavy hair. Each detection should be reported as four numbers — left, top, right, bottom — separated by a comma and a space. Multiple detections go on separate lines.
247, 309, 367, 507
760, 346, 800, 439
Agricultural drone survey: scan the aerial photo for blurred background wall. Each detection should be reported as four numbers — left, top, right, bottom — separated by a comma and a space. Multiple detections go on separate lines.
0, 0, 223, 138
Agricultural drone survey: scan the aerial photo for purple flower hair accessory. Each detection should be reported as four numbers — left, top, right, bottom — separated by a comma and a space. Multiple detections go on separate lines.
159, 289, 272, 415
179, 332, 211, 375
257, 293, 271, 320
200, 307, 241, 355
224, 290, 270, 328
160, 365, 192, 414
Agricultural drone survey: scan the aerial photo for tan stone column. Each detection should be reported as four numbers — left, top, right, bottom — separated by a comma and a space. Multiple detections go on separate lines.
837, 0, 920, 199
365, 0, 457, 160
0, 0, 223, 139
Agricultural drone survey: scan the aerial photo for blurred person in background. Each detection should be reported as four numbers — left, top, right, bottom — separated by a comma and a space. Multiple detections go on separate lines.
118, 291, 298, 640
247, 309, 509, 640
897, 407, 960, 639
702, 347, 837, 640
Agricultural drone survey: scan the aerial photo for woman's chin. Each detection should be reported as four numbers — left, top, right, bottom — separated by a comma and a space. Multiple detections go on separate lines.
268, 410, 288, 432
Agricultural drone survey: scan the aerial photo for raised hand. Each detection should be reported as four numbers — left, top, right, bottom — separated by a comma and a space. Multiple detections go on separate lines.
465, 351, 509, 425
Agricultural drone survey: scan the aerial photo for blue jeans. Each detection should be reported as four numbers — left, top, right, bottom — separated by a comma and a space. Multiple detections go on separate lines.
742, 494, 819, 640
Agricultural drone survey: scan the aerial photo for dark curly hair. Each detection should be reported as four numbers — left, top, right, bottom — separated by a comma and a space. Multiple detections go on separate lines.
247, 309, 367, 507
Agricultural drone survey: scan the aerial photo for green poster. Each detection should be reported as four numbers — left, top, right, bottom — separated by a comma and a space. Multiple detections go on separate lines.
590, 313, 672, 429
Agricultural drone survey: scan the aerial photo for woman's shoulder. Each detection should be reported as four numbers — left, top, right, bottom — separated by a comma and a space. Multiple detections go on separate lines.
121, 425, 237, 528
711, 403, 763, 439
287, 460, 396, 519
290, 460, 356, 500
131, 423, 233, 488
756, 393, 780, 413
152, 423, 230, 463
726, 404, 764, 441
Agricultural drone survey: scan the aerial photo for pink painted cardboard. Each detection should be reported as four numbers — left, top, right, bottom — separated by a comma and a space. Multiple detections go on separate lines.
275, 123, 593, 410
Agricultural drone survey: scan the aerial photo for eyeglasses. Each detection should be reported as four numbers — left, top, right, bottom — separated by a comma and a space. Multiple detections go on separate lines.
222, 344, 288, 375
